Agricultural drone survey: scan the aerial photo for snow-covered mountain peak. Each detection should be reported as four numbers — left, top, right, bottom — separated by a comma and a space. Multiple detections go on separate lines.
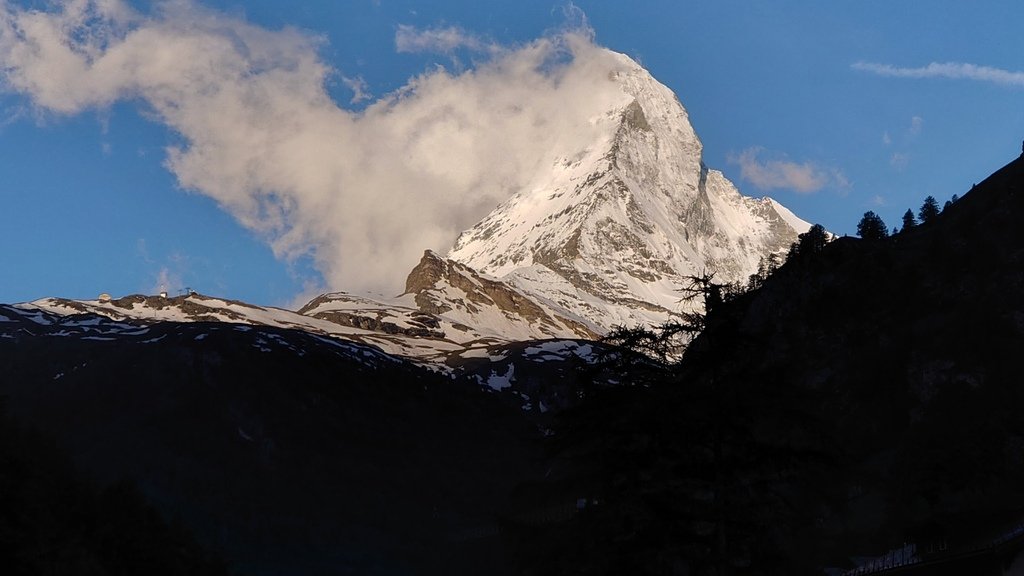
448, 49, 809, 332
605, 50, 703, 177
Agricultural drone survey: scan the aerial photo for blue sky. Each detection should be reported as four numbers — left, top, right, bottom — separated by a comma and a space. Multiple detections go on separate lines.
1, 0, 1022, 306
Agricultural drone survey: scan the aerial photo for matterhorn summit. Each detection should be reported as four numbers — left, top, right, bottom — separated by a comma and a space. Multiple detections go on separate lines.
447, 48, 809, 333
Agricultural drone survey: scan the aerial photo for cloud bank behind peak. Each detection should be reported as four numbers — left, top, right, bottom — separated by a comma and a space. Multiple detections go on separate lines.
0, 0, 631, 297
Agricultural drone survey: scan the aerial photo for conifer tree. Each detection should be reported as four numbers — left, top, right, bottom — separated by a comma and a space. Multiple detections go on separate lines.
798, 223, 830, 255
902, 209, 917, 231
856, 211, 888, 240
919, 196, 940, 223
748, 253, 781, 290
944, 194, 960, 211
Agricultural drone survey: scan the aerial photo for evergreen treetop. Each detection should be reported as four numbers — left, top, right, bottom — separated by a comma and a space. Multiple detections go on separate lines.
902, 209, 917, 230
919, 195, 940, 223
856, 211, 889, 240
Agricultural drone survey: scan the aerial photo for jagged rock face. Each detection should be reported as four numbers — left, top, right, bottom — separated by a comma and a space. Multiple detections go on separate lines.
448, 49, 809, 332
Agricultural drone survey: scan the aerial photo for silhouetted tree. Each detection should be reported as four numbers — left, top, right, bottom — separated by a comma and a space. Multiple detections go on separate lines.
599, 273, 735, 382
902, 209, 917, 231
785, 240, 800, 264
677, 271, 746, 320
919, 196, 940, 223
786, 223, 832, 264
601, 321, 692, 379
856, 211, 889, 240
748, 252, 783, 290
944, 193, 960, 211
799, 223, 830, 255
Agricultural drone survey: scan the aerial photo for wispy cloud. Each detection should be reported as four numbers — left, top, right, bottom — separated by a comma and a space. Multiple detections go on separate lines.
909, 115, 923, 135
340, 75, 371, 104
853, 61, 1024, 87
139, 247, 189, 295
881, 116, 923, 169
394, 24, 496, 55
729, 148, 848, 194
150, 266, 182, 295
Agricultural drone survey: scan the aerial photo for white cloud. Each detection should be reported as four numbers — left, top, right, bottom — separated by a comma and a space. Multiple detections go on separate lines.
0, 0, 622, 297
559, 3, 593, 41
832, 170, 851, 192
394, 24, 495, 55
880, 116, 922, 169
136, 238, 153, 263
853, 61, 1024, 87
150, 265, 183, 295
728, 147, 847, 194
143, 250, 189, 294
909, 115, 923, 135
340, 75, 371, 104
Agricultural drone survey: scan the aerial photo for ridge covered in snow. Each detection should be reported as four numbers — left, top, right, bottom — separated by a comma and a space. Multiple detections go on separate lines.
22, 293, 464, 361
23, 285, 590, 364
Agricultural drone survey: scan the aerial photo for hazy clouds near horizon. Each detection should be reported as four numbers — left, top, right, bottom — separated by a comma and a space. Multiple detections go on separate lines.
0, 0, 631, 296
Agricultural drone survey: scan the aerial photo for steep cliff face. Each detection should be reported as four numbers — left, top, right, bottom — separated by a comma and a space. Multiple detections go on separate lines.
448, 49, 808, 333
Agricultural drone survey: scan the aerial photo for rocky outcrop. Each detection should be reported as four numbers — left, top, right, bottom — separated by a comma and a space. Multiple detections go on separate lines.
308, 310, 444, 339
403, 251, 597, 340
